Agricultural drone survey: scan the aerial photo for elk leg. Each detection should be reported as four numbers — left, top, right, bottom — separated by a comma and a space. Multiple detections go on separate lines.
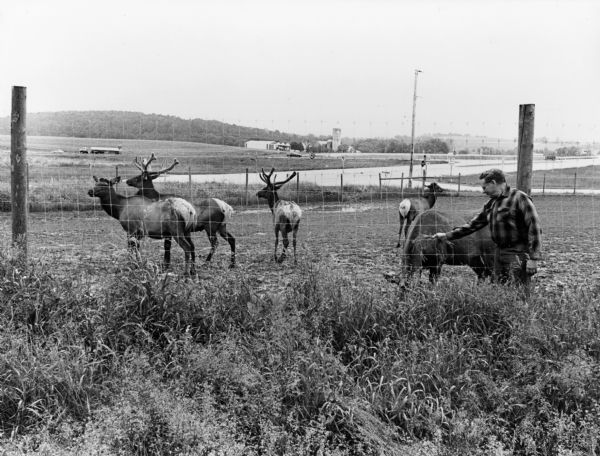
187, 234, 196, 277
127, 236, 138, 252
175, 236, 196, 277
292, 224, 299, 264
218, 225, 236, 268
428, 265, 442, 283
273, 228, 280, 262
396, 216, 404, 248
127, 235, 141, 262
163, 238, 172, 271
205, 233, 218, 263
278, 231, 289, 263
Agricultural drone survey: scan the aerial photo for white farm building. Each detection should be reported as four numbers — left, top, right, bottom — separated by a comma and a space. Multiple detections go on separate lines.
245, 140, 276, 150
245, 140, 290, 151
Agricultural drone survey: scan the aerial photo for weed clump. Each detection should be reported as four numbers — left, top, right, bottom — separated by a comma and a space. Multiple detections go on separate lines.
1, 257, 599, 454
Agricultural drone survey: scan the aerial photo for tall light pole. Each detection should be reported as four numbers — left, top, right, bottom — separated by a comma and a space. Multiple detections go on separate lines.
408, 69, 422, 188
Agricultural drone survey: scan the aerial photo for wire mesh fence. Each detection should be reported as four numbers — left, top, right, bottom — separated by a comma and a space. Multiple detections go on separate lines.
0, 122, 599, 282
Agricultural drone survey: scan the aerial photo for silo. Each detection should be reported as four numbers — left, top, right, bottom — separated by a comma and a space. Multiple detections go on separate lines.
332, 128, 342, 152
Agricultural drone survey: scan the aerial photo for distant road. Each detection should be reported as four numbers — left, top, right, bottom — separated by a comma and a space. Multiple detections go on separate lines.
160, 156, 600, 193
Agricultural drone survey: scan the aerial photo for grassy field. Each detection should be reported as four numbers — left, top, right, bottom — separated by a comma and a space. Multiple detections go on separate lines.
1, 194, 600, 454
0, 134, 414, 180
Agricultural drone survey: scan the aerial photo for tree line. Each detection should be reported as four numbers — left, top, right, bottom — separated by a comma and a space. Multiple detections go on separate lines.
0, 111, 317, 147
0, 110, 452, 154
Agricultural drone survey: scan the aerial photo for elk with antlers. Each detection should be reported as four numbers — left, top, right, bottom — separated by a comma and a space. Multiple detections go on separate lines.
127, 153, 180, 199
88, 176, 198, 276
126, 154, 236, 268
257, 168, 302, 263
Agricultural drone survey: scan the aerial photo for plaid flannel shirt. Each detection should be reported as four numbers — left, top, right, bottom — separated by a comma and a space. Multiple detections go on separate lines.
446, 186, 542, 260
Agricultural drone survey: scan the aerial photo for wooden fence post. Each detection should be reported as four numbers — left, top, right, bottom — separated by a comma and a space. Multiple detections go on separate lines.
340, 174, 344, 203
542, 173, 546, 195
517, 104, 535, 195
573, 172, 577, 195
11, 86, 28, 263
296, 172, 300, 203
245, 168, 249, 206
188, 166, 192, 199
379, 173, 382, 199
457, 173, 461, 196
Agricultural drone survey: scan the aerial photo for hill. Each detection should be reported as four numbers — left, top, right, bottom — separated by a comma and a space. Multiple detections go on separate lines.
0, 111, 323, 148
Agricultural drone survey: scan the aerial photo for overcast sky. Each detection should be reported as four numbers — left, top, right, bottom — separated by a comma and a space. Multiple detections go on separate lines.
1, 0, 599, 141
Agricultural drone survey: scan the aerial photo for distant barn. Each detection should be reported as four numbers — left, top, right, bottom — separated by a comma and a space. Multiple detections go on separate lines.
245, 140, 290, 151
245, 140, 276, 150
79, 146, 122, 154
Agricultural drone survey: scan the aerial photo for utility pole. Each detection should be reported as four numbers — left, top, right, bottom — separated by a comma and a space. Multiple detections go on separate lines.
408, 69, 422, 188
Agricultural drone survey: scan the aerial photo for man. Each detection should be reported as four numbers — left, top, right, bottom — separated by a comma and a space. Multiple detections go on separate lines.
433, 169, 542, 289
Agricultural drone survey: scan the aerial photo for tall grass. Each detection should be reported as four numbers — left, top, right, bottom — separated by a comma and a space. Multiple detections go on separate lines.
1, 252, 599, 455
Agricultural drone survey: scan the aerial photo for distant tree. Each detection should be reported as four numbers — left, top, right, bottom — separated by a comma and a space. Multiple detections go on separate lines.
419, 138, 450, 155
307, 143, 324, 154
353, 138, 387, 154
337, 143, 349, 153
555, 146, 579, 157
384, 140, 411, 154
290, 141, 304, 151
384, 139, 403, 154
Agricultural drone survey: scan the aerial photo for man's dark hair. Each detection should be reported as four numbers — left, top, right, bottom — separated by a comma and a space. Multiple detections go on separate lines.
479, 168, 506, 184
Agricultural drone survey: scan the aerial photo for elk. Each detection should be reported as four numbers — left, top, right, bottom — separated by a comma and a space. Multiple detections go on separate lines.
257, 168, 302, 263
399, 209, 495, 285
126, 154, 236, 268
87, 176, 198, 276
396, 182, 444, 248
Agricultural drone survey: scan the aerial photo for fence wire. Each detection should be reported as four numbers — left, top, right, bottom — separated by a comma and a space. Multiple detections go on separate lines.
0, 129, 599, 283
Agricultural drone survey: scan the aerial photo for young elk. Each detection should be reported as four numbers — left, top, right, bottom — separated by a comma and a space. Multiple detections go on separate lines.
257, 168, 302, 263
88, 176, 197, 276
396, 182, 444, 248
126, 154, 236, 268
401, 209, 495, 284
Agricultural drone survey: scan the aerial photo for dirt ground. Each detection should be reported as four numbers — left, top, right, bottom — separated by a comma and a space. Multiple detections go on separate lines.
1, 194, 598, 295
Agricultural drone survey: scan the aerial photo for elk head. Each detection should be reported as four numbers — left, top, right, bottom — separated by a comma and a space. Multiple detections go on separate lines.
126, 153, 179, 189
257, 168, 297, 202
88, 176, 121, 197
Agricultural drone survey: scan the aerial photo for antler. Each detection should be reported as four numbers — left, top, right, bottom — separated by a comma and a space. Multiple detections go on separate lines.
259, 168, 275, 184
133, 153, 157, 172
132, 157, 145, 171
142, 153, 157, 170
154, 158, 179, 176
274, 171, 297, 188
